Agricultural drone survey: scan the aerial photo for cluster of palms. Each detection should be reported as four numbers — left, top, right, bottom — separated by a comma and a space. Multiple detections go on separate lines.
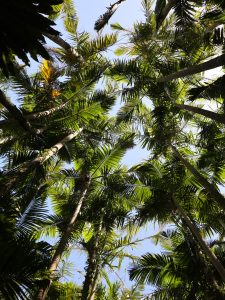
1, 0, 225, 299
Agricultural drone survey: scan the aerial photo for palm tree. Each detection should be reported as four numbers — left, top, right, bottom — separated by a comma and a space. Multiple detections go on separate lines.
129, 228, 225, 299
0, 22, 118, 198
35, 130, 135, 299
79, 166, 140, 300
0, 185, 53, 300
0, 8, 121, 297
158, 54, 225, 82
131, 157, 225, 283
2, 1, 225, 298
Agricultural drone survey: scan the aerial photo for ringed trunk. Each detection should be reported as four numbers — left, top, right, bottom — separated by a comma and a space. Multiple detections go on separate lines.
158, 54, 225, 82
175, 103, 225, 124
172, 197, 225, 283
81, 221, 103, 300
36, 175, 91, 300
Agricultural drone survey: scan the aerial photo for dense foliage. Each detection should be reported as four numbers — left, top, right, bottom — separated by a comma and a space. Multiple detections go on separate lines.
1, 0, 225, 299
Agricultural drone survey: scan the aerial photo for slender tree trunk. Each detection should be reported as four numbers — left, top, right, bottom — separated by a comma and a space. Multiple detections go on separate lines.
156, 0, 178, 30
25, 104, 68, 120
81, 222, 103, 300
0, 77, 99, 127
88, 265, 100, 300
158, 54, 225, 82
44, 33, 80, 59
171, 145, 225, 211
179, 217, 222, 294
0, 129, 83, 197
36, 175, 91, 300
44, 33, 71, 51
175, 103, 225, 124
33, 129, 82, 164
0, 102, 69, 128
81, 250, 98, 300
172, 196, 225, 282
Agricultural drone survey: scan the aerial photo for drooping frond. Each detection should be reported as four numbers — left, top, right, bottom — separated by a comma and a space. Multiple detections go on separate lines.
94, 0, 126, 32
129, 252, 177, 285
92, 133, 135, 176
0, 0, 62, 76
16, 190, 49, 237
188, 74, 225, 102
173, 0, 196, 29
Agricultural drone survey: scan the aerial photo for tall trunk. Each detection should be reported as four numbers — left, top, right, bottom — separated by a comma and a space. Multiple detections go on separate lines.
81, 222, 103, 300
81, 250, 98, 300
158, 54, 225, 82
156, 0, 178, 31
36, 175, 91, 300
44, 33, 80, 59
172, 196, 225, 282
0, 102, 69, 128
175, 103, 225, 124
25, 104, 68, 120
88, 265, 101, 300
0, 129, 83, 197
179, 216, 222, 294
44, 33, 71, 51
171, 145, 225, 211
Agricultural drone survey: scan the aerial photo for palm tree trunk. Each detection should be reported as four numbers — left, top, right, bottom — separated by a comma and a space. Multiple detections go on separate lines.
171, 145, 225, 211
44, 33, 71, 51
0, 79, 98, 127
0, 102, 69, 128
36, 175, 91, 300
88, 265, 100, 300
81, 221, 103, 300
179, 216, 222, 294
156, 0, 178, 30
44, 33, 80, 58
158, 54, 225, 82
34, 129, 83, 164
0, 129, 83, 197
172, 196, 225, 282
175, 103, 225, 124
81, 250, 98, 300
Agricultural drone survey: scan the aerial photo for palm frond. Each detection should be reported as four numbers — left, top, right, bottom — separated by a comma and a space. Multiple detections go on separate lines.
92, 133, 135, 176
16, 191, 48, 237
94, 0, 126, 32
129, 252, 176, 285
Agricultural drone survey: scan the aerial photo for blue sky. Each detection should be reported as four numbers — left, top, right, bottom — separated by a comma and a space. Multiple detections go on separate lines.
53, 0, 161, 295
2, 1, 160, 295
75, 0, 144, 35
74, 0, 151, 168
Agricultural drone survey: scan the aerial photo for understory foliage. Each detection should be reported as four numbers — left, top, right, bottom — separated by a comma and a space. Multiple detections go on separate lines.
2, 0, 225, 299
